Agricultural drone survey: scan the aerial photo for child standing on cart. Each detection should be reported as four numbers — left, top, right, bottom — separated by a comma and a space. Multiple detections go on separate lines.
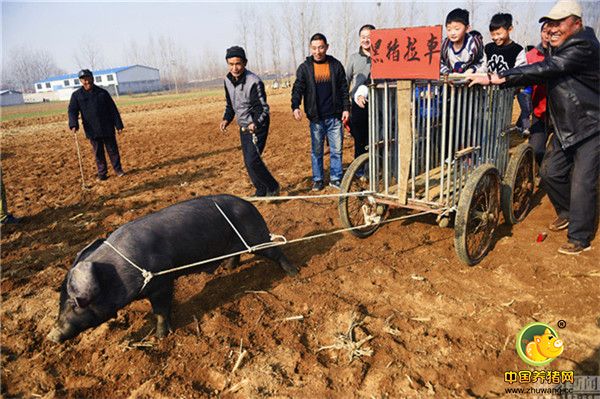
440, 8, 487, 75
484, 13, 530, 135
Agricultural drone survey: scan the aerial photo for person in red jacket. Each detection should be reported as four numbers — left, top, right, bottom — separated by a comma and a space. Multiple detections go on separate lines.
526, 22, 551, 166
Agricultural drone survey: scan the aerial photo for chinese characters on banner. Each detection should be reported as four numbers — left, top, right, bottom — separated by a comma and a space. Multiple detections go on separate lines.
371, 26, 443, 80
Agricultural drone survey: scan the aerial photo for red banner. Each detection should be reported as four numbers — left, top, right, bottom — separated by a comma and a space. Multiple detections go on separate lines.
370, 26, 442, 80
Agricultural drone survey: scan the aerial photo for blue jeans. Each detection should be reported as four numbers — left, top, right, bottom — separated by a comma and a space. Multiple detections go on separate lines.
309, 117, 343, 182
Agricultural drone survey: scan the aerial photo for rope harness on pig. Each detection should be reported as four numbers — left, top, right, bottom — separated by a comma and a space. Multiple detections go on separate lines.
103, 200, 434, 294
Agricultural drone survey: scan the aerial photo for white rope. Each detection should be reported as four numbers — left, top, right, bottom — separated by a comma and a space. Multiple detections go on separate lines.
103, 241, 154, 291
213, 201, 252, 251
243, 191, 374, 202
104, 209, 434, 292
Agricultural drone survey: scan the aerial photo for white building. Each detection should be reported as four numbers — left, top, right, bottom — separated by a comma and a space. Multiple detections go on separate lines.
0, 90, 24, 106
33, 65, 161, 96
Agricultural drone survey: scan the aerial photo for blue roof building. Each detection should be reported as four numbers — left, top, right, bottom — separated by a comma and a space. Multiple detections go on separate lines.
34, 65, 161, 95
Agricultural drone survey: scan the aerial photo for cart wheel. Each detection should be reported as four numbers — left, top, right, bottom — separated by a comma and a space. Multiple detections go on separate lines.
454, 164, 501, 265
338, 153, 387, 238
502, 143, 535, 224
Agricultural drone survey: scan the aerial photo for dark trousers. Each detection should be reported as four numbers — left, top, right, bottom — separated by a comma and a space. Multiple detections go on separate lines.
239, 122, 279, 196
89, 135, 123, 178
516, 91, 532, 131
350, 101, 369, 159
540, 133, 599, 246
529, 117, 548, 166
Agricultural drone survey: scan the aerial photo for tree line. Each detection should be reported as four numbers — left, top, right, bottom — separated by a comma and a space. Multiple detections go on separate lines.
3, 1, 599, 93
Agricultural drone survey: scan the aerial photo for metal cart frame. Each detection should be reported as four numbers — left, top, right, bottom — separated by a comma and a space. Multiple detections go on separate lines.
338, 78, 535, 265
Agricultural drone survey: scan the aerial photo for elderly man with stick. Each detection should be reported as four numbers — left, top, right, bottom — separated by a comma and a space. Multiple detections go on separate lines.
68, 69, 125, 182
469, 0, 599, 255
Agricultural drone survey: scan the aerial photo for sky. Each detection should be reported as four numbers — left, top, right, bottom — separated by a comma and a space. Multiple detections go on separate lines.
1, 1, 564, 76
1, 2, 244, 71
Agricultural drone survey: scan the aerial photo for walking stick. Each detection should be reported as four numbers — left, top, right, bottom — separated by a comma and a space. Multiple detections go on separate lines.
72, 130, 90, 190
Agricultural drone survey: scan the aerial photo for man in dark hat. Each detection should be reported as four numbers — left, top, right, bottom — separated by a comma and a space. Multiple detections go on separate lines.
469, 0, 599, 255
220, 46, 280, 197
68, 69, 125, 181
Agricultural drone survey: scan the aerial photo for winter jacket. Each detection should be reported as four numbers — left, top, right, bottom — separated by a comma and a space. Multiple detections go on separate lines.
440, 32, 487, 74
68, 85, 123, 139
223, 70, 269, 129
346, 49, 371, 99
291, 55, 350, 122
525, 44, 548, 120
500, 27, 599, 149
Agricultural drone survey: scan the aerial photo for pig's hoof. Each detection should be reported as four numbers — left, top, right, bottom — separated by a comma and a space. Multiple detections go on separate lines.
280, 261, 299, 276
224, 256, 240, 270
156, 325, 170, 338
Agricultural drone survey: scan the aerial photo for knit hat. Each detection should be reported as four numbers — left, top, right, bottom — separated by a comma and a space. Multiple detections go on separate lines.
446, 8, 470, 26
78, 69, 93, 78
225, 46, 247, 61
539, 0, 582, 22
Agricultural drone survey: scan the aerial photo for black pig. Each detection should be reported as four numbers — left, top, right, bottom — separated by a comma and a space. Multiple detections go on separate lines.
47, 195, 297, 342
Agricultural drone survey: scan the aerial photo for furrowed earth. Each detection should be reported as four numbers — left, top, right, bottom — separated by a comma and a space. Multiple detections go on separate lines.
1, 88, 598, 398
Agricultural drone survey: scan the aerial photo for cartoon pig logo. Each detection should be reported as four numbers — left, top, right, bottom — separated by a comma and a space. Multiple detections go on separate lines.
525, 328, 564, 362
516, 323, 565, 366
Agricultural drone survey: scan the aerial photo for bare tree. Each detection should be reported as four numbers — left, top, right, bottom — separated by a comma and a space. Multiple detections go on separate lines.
250, 12, 265, 73
122, 39, 144, 65
73, 35, 104, 70
465, 0, 479, 30
2, 46, 64, 92
335, 2, 357, 66
513, 1, 538, 49
268, 10, 282, 76
407, 0, 422, 27
394, 3, 406, 27
282, 3, 299, 72
237, 5, 250, 52
373, 2, 388, 28
582, 1, 600, 36
199, 48, 221, 81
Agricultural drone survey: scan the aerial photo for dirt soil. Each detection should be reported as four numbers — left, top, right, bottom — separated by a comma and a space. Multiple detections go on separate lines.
1, 89, 599, 398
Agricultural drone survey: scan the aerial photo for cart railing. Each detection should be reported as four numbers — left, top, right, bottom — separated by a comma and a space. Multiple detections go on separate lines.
367, 78, 514, 211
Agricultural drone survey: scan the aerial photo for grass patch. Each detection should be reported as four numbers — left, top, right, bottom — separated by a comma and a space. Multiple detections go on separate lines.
1, 88, 222, 122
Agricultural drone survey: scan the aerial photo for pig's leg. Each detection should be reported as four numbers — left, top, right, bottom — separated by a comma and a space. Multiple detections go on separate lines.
148, 280, 174, 338
223, 255, 240, 270
257, 247, 298, 276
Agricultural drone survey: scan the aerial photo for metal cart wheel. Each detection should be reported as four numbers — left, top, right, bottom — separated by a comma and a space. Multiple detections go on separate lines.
454, 164, 501, 265
502, 143, 535, 224
338, 153, 388, 238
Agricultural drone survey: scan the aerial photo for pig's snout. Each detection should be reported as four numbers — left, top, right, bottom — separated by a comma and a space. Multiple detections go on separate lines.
46, 327, 66, 343
46, 323, 77, 343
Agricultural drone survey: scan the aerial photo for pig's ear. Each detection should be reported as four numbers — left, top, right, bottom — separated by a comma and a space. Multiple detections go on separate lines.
72, 239, 105, 266
67, 261, 101, 308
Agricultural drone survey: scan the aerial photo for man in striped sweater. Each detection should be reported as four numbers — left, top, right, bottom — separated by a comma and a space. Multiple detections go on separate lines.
291, 33, 350, 191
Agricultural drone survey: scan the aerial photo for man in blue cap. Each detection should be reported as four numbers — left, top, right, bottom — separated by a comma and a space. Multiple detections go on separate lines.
68, 69, 125, 181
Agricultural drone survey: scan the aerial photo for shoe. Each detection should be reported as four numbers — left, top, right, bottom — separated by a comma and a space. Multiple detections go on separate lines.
266, 185, 280, 197
558, 242, 591, 255
329, 180, 341, 189
97, 175, 108, 181
311, 181, 324, 191
548, 216, 569, 231
1, 214, 20, 225
116, 171, 126, 177
522, 129, 531, 137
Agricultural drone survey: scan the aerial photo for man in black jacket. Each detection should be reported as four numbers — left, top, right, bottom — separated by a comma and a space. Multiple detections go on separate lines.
470, 0, 599, 255
68, 69, 125, 181
291, 33, 350, 191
